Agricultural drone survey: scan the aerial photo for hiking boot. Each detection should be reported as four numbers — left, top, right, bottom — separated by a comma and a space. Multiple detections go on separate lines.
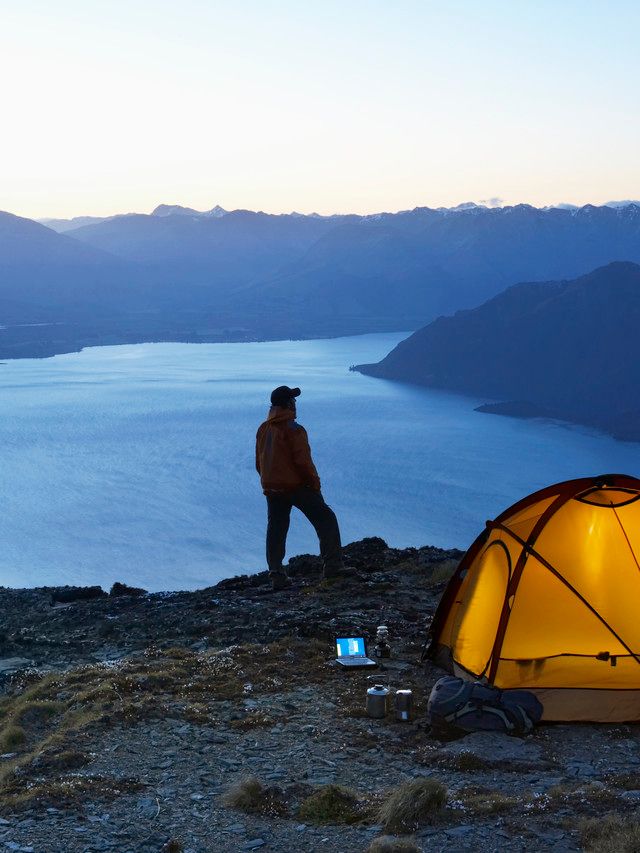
322, 565, 357, 580
271, 572, 292, 591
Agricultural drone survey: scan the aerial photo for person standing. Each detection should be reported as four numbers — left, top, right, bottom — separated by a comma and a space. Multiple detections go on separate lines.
255, 385, 352, 590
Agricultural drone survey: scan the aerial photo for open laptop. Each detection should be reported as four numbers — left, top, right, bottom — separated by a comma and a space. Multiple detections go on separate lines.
335, 636, 377, 668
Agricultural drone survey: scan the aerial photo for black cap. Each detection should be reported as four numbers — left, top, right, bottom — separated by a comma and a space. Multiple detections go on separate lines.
270, 385, 301, 406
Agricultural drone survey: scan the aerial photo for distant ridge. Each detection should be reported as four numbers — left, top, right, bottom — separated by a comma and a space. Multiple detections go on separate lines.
39, 214, 116, 233
6, 201, 640, 361
39, 198, 640, 228
150, 204, 228, 218
355, 261, 640, 441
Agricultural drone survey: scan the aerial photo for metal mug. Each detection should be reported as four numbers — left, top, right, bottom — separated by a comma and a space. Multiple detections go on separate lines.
395, 689, 413, 722
366, 684, 390, 718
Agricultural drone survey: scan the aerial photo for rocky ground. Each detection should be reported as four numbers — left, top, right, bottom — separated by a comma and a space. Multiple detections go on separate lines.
0, 538, 637, 853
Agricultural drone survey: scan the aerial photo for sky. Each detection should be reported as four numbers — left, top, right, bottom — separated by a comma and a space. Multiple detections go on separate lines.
1, 0, 639, 219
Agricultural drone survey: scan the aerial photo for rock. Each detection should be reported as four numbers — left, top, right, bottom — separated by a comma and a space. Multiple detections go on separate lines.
566, 762, 597, 777
91, 647, 122, 662
534, 830, 565, 842
136, 797, 158, 818
377, 659, 413, 673
440, 731, 544, 764
0, 658, 33, 673
444, 826, 474, 837
50, 585, 106, 603
242, 841, 265, 851
110, 582, 147, 597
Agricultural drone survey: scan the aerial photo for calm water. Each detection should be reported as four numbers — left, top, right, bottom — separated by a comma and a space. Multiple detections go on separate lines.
0, 333, 637, 591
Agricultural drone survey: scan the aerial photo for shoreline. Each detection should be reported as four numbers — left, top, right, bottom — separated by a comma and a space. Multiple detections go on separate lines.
354, 364, 640, 445
0, 323, 415, 363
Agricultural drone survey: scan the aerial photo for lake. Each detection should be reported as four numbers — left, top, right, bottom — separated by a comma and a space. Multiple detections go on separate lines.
0, 333, 637, 591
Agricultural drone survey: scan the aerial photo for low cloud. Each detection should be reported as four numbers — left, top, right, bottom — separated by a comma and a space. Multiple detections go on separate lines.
478, 197, 505, 207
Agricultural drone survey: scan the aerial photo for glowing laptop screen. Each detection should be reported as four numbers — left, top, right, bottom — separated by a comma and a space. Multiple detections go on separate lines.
336, 637, 365, 657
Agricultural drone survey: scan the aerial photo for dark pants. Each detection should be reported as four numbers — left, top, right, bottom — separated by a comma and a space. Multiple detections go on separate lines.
266, 488, 344, 575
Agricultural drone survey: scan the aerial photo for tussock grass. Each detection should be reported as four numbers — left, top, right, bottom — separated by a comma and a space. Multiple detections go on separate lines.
456, 785, 519, 815
223, 775, 288, 817
16, 700, 63, 727
223, 776, 264, 811
229, 711, 275, 730
439, 750, 492, 772
181, 703, 215, 725
298, 784, 364, 825
0, 637, 335, 812
368, 837, 421, 853
0, 774, 143, 811
604, 771, 640, 790
32, 749, 90, 773
423, 559, 459, 587
548, 781, 621, 810
161, 842, 184, 853
580, 814, 640, 852
0, 725, 25, 752
377, 779, 447, 833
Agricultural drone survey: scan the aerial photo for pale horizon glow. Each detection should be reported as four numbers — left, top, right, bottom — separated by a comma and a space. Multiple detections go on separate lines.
2, 0, 639, 220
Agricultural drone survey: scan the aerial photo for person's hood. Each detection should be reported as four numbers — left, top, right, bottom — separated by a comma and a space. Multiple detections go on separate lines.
266, 406, 296, 423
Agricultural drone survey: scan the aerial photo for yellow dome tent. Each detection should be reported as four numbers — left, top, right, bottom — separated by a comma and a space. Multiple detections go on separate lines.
428, 475, 640, 722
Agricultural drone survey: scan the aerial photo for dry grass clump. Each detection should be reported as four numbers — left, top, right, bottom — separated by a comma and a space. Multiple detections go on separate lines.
0, 774, 143, 811
580, 814, 640, 852
377, 779, 447, 834
604, 771, 640, 790
547, 781, 580, 799
298, 784, 364, 825
161, 841, 184, 853
181, 703, 215, 725
15, 700, 63, 726
31, 749, 90, 773
0, 725, 25, 752
223, 776, 288, 817
456, 785, 519, 815
368, 837, 421, 853
438, 751, 492, 772
232, 637, 334, 691
223, 775, 264, 811
423, 559, 459, 587
548, 781, 620, 811
229, 711, 275, 730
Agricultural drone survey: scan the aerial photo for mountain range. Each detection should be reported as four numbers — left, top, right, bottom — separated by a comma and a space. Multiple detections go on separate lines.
1, 201, 640, 358
38, 203, 229, 233
355, 261, 640, 441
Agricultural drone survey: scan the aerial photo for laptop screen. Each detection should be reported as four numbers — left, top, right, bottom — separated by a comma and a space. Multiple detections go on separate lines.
336, 637, 365, 657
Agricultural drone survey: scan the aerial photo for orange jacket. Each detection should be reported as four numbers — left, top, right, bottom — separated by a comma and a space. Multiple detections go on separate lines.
255, 407, 321, 493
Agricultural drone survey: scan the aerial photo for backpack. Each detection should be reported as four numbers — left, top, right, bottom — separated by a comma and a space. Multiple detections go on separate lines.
426, 675, 543, 736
